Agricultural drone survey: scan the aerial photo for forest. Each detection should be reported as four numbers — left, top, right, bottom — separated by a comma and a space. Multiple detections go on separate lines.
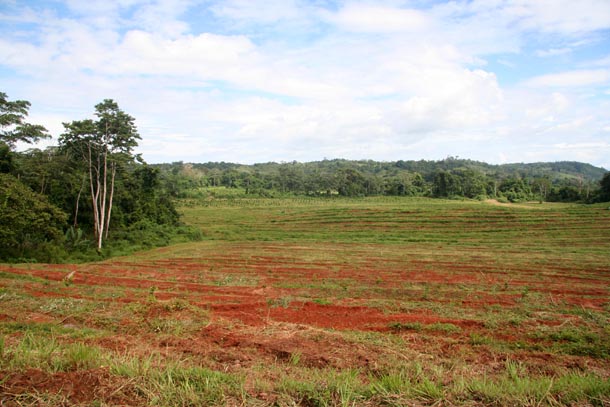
0, 92, 200, 263
1, 91, 610, 263
158, 158, 609, 202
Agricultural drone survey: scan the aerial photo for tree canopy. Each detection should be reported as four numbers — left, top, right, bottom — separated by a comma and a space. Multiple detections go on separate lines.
0, 173, 67, 261
157, 158, 607, 203
60, 100, 142, 250
0, 92, 49, 148
0, 93, 196, 263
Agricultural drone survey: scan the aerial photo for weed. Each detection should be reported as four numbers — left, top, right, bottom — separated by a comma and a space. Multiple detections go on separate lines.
134, 363, 243, 406
267, 296, 293, 308
1, 332, 103, 372
61, 342, 103, 370
426, 322, 461, 334
469, 332, 493, 345
111, 352, 160, 377
143, 287, 156, 304
413, 376, 444, 402
163, 298, 190, 312
289, 351, 301, 366
389, 322, 422, 331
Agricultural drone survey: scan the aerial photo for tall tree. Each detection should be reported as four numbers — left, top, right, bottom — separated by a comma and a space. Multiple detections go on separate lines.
0, 92, 49, 148
59, 100, 141, 251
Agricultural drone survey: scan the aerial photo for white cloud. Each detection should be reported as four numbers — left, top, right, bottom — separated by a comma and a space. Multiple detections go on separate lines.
332, 4, 431, 33
210, 0, 304, 25
525, 69, 610, 88
2, 0, 610, 167
507, 0, 610, 35
115, 30, 256, 74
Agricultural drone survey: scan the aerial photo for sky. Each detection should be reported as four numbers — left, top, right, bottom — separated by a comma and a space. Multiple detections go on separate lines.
1, 0, 610, 168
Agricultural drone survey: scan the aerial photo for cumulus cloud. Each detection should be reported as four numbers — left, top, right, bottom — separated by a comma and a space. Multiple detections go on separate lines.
1, 0, 609, 167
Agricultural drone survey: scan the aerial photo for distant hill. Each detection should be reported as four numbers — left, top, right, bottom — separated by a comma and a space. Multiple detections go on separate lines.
391, 158, 606, 182
170, 158, 606, 182
155, 158, 608, 202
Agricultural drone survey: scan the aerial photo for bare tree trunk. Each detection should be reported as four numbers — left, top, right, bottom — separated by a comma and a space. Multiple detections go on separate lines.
105, 161, 116, 240
98, 147, 108, 251
88, 142, 101, 248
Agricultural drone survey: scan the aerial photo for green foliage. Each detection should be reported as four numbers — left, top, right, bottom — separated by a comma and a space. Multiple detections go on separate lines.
0, 93, 200, 262
117, 164, 180, 227
157, 158, 604, 202
59, 99, 142, 250
64, 226, 90, 249
0, 92, 49, 148
0, 173, 68, 261
596, 171, 610, 202
0, 141, 14, 173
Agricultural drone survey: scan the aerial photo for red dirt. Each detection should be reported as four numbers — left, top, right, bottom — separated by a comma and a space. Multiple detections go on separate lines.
1, 244, 609, 406
0, 368, 142, 406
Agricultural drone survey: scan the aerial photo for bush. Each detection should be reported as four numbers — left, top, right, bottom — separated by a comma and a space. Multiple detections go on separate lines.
0, 173, 68, 262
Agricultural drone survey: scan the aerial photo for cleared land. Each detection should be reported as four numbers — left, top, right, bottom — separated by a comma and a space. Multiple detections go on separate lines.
1, 196, 609, 406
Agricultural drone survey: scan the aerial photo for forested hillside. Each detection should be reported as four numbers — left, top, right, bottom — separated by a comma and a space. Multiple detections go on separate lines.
156, 158, 609, 203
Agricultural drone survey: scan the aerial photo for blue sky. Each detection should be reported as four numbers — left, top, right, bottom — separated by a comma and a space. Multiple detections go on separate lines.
1, 0, 609, 168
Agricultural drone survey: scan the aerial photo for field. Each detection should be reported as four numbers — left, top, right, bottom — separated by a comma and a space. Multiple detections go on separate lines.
1, 196, 609, 406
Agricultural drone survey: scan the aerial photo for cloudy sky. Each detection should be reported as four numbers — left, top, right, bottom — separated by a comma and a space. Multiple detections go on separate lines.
1, 0, 609, 168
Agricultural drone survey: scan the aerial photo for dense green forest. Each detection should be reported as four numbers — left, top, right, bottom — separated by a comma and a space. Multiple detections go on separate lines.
1, 92, 200, 262
1, 91, 609, 263
156, 158, 609, 203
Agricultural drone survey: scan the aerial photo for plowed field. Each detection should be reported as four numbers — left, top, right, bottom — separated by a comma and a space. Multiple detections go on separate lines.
1, 197, 609, 406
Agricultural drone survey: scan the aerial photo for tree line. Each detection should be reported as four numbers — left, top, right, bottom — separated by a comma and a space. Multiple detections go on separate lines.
157, 158, 610, 203
1, 92, 198, 262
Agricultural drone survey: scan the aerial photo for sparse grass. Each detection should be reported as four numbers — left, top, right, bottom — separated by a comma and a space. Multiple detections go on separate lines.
467, 360, 610, 406
0, 331, 104, 372
133, 363, 244, 406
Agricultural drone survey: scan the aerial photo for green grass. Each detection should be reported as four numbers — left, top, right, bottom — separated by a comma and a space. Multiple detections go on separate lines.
1, 331, 103, 372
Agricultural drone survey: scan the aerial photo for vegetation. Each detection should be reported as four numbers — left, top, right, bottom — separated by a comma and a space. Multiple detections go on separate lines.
2, 91, 609, 262
0, 92, 199, 263
1, 90, 609, 404
1, 196, 608, 406
0, 91, 49, 148
0, 173, 67, 261
59, 99, 142, 251
155, 158, 608, 203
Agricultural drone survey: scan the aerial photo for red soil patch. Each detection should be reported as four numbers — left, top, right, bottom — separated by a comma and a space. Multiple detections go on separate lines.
0, 368, 141, 406
210, 300, 482, 332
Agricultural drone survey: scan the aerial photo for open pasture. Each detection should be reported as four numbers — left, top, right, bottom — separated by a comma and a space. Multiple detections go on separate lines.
1, 197, 609, 406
